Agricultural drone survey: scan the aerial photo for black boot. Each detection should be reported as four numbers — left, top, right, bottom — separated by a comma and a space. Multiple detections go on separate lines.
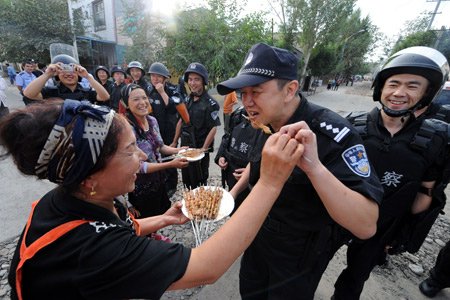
419, 277, 444, 298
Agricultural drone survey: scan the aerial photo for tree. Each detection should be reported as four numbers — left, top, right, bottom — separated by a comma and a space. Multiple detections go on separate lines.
163, 0, 271, 86
0, 0, 76, 63
120, 0, 166, 69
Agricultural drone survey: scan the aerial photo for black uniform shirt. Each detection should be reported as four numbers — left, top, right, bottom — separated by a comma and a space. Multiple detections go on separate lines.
181, 92, 221, 149
8, 188, 191, 300
149, 84, 180, 144
110, 81, 127, 112
249, 97, 383, 232
41, 82, 98, 103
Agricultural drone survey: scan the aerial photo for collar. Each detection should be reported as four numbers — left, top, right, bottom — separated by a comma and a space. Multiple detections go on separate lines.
58, 82, 83, 93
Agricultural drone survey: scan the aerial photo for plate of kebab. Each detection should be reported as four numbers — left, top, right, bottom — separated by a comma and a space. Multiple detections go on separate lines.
178, 148, 206, 162
182, 186, 235, 246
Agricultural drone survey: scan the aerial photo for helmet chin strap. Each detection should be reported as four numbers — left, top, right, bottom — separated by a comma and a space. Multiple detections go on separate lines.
380, 99, 425, 122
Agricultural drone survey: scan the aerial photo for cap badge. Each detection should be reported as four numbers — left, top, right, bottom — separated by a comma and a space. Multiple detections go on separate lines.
245, 52, 253, 66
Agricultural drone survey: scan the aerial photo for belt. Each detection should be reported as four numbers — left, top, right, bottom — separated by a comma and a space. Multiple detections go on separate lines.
263, 215, 307, 236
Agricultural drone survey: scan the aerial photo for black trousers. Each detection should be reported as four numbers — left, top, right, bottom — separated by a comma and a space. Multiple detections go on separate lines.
128, 184, 170, 218
181, 153, 209, 189
430, 239, 450, 287
240, 222, 343, 300
333, 234, 386, 300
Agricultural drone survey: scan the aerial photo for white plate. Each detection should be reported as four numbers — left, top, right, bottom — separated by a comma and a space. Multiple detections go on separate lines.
178, 148, 205, 162
181, 186, 235, 221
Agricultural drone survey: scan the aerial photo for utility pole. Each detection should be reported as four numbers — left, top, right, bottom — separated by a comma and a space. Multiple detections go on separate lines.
426, 0, 450, 30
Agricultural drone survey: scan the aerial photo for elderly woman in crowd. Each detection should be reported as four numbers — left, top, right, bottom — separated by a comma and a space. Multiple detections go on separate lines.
1, 99, 303, 299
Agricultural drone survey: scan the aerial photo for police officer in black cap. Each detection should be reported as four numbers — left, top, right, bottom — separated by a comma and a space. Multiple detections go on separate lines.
333, 46, 450, 300
24, 54, 110, 103
109, 65, 128, 112
148, 62, 183, 197
174, 62, 221, 189
216, 42, 383, 300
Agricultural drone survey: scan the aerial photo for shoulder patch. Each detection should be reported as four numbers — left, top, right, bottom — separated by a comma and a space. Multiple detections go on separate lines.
319, 121, 350, 143
211, 110, 219, 120
341, 144, 371, 177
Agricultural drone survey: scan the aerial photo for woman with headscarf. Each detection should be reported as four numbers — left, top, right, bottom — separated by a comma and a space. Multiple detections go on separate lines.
120, 84, 188, 219
2, 98, 302, 299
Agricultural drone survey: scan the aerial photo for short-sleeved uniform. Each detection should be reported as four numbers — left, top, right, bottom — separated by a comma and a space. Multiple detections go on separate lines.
110, 81, 126, 112
129, 115, 171, 218
180, 92, 221, 189
8, 188, 190, 300
16, 71, 36, 93
334, 107, 449, 300
149, 84, 180, 145
41, 82, 98, 103
240, 98, 383, 300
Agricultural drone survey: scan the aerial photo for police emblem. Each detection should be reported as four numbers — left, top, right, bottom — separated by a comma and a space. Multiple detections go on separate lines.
211, 110, 219, 120
341, 144, 371, 177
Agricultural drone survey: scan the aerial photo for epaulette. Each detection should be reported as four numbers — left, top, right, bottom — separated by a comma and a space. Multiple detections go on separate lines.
315, 118, 351, 143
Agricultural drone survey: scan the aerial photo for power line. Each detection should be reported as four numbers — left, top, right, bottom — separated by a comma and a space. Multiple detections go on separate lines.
426, 0, 450, 30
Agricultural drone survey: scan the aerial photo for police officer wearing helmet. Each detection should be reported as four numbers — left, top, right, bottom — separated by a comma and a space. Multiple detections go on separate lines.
24, 54, 110, 103
148, 62, 183, 197
216, 43, 383, 300
173, 62, 221, 189
109, 65, 128, 112
333, 46, 450, 300
126, 61, 152, 96
94, 65, 112, 107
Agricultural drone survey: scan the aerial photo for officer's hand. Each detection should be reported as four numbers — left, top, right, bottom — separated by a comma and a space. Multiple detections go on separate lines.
278, 121, 318, 173
259, 133, 302, 189
218, 157, 228, 169
155, 83, 165, 94
73, 64, 89, 79
46, 63, 61, 77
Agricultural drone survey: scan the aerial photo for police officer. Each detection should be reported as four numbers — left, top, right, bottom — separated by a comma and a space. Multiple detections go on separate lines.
24, 54, 110, 103
16, 60, 36, 105
94, 65, 112, 106
333, 47, 450, 300
173, 62, 221, 189
217, 42, 383, 300
126, 61, 152, 96
148, 62, 182, 197
214, 106, 258, 214
109, 65, 127, 112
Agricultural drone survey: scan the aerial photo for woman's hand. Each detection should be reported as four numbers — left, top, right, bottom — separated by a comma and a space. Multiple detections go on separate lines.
171, 157, 189, 169
233, 168, 246, 181
163, 201, 189, 225
259, 132, 303, 190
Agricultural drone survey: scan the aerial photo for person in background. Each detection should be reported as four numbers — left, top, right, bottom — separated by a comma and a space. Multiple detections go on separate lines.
214, 106, 258, 214
32, 62, 46, 78
109, 65, 128, 112
223, 90, 238, 134
173, 62, 221, 189
23, 54, 109, 104
94, 65, 112, 106
333, 46, 450, 300
126, 61, 152, 96
2, 98, 304, 299
16, 60, 36, 105
0, 76, 9, 118
120, 84, 188, 219
147, 62, 182, 198
6, 63, 16, 85
216, 42, 383, 300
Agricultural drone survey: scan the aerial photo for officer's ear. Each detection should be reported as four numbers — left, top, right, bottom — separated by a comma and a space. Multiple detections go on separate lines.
284, 80, 299, 102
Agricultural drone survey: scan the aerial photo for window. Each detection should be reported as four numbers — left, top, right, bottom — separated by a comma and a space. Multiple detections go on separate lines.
92, 0, 106, 31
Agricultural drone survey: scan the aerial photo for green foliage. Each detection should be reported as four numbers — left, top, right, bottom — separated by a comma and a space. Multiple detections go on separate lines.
392, 31, 437, 54
0, 0, 75, 63
120, 0, 166, 69
308, 44, 338, 76
162, 0, 271, 86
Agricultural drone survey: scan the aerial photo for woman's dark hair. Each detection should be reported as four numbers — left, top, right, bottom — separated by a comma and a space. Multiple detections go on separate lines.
0, 99, 124, 192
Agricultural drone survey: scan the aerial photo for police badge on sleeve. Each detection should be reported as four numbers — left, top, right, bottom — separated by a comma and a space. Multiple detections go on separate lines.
341, 144, 371, 177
